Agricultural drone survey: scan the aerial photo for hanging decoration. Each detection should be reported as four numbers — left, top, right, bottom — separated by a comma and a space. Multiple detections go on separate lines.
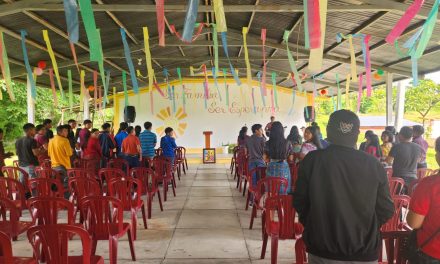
336, 73, 341, 110
163, 68, 174, 111
63, 0, 79, 43
155, 0, 165, 47
113, 87, 117, 111
80, 70, 85, 111
177, 68, 186, 113
242, 27, 252, 89
37, 61, 47, 70
171, 86, 176, 113
122, 71, 128, 107
251, 86, 256, 114
357, 73, 363, 113
223, 68, 229, 106
78, 0, 102, 62
212, 67, 222, 101
20, 30, 37, 100
170, 23, 206, 43
68, 70, 73, 111
386, 0, 425, 44
88, 85, 94, 91
362, 35, 372, 96
43, 30, 64, 98
373, 72, 381, 80
283, 30, 303, 92
70, 43, 80, 73
103, 70, 110, 108
271, 72, 279, 109
49, 69, 58, 107
202, 64, 209, 109
220, 32, 241, 85
34, 67, 43, 76
345, 74, 350, 109
257, 71, 266, 107
288, 73, 297, 115
95, 29, 108, 106
0, 32, 14, 101
121, 28, 139, 94
212, 25, 219, 75
307, 0, 321, 49
320, 89, 327, 96
336, 33, 359, 82
308, 0, 328, 71
143, 27, 155, 97
93, 70, 98, 111
261, 29, 267, 95
304, 0, 310, 49
213, 0, 227, 32
182, 0, 200, 42
98, 85, 102, 113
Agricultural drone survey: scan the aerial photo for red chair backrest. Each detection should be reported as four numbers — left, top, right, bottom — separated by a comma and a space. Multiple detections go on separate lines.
0, 198, 22, 235
381, 195, 411, 232
130, 167, 157, 194
152, 157, 173, 180
1, 166, 27, 182
380, 231, 411, 264
108, 177, 143, 210
0, 231, 15, 262
178, 146, 187, 158
79, 196, 125, 235
389, 177, 405, 196
27, 178, 64, 198
248, 166, 267, 188
98, 168, 125, 186
385, 167, 393, 180
155, 148, 163, 157
107, 158, 129, 175
265, 195, 302, 239
74, 158, 100, 176
39, 159, 52, 169
35, 167, 63, 182
0, 177, 26, 207
175, 147, 184, 161
288, 162, 298, 191
255, 177, 289, 202
27, 224, 94, 264
68, 177, 102, 203
67, 168, 100, 186
12, 160, 19, 168
236, 149, 248, 176
28, 197, 74, 225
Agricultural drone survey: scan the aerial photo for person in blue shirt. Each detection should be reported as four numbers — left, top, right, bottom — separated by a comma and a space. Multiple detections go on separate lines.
139, 122, 157, 161
160, 127, 177, 163
114, 122, 128, 157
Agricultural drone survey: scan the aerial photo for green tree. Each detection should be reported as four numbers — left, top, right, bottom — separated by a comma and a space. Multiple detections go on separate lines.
405, 79, 440, 126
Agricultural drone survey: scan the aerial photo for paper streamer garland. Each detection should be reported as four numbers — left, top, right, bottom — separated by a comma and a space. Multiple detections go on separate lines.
202, 64, 209, 109
103, 70, 110, 108
363, 35, 372, 96
242, 27, 253, 90
283, 30, 303, 92
93, 70, 98, 111
288, 73, 297, 115
49, 69, 58, 107
182, 0, 200, 42
213, 0, 227, 32
155, 0, 165, 47
143, 27, 155, 96
20, 30, 37, 100
345, 74, 351, 109
68, 70, 73, 111
43, 30, 64, 98
78, 0, 102, 62
386, 0, 425, 44
95, 29, 108, 106
220, 32, 241, 85
0, 32, 14, 101
212, 25, 219, 75
308, 0, 328, 71
336, 33, 358, 82
80, 70, 85, 111
121, 29, 139, 94
251, 86, 256, 114
307, 0, 322, 49
63, 0, 79, 43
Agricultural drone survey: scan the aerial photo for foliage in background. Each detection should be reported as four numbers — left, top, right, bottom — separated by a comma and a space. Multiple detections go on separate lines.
405, 80, 440, 126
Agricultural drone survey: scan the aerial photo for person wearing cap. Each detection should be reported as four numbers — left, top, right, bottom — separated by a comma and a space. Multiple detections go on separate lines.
359, 130, 374, 152
294, 109, 394, 263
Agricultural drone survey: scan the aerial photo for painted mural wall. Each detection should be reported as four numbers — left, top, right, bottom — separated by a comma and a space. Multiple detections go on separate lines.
115, 79, 307, 149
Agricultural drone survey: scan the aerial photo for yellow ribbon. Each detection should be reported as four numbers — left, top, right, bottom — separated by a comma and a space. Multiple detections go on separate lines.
80, 70, 85, 111
0, 32, 14, 101
213, 0, 227, 32
345, 74, 351, 109
242, 27, 252, 90
42, 30, 64, 96
348, 36, 358, 82
143, 27, 155, 94
308, 0, 328, 71
190, 66, 195, 76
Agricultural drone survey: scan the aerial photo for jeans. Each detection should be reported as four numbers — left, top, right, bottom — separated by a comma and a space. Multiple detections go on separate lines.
248, 160, 266, 187
19, 165, 36, 184
417, 162, 428, 169
53, 166, 70, 199
309, 254, 377, 264
123, 154, 140, 168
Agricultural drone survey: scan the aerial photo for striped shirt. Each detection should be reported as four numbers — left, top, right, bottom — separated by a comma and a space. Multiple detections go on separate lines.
139, 130, 157, 157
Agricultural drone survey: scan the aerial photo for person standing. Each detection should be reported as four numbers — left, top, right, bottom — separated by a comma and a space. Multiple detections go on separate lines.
139, 122, 157, 163
237, 126, 250, 146
82, 128, 102, 160
294, 110, 394, 264
386, 126, 422, 187
15, 124, 43, 184
299, 126, 322, 160
135, 125, 142, 137
413, 125, 429, 169
114, 122, 128, 157
34, 125, 49, 163
160, 127, 178, 164
99, 123, 115, 161
264, 116, 275, 137
78, 119, 92, 152
48, 125, 73, 198
43, 119, 54, 140
67, 119, 77, 149
0, 128, 13, 171
121, 126, 142, 168
245, 124, 266, 193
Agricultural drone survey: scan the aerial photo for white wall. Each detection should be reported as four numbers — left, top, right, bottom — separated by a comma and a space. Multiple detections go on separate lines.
116, 79, 307, 148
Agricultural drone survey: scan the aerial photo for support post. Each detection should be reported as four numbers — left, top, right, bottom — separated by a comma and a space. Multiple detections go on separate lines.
395, 81, 406, 131
83, 94, 90, 120
385, 72, 393, 126
26, 76, 35, 124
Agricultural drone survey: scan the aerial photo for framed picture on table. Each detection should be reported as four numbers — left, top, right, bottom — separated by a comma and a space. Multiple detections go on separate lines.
203, 148, 216, 164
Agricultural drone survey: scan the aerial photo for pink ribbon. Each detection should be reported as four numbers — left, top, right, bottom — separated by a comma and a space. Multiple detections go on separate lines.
307, 0, 321, 49
357, 73, 363, 113
153, 82, 165, 97
150, 90, 154, 114
70, 43, 80, 73
261, 29, 267, 96
156, 0, 165, 46
49, 69, 58, 106
386, 0, 425, 44
270, 87, 275, 115
170, 23, 206, 43
202, 64, 210, 100
364, 35, 372, 97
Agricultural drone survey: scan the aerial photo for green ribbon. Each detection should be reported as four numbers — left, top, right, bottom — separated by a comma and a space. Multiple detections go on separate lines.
212, 25, 219, 75
68, 69, 73, 111
283, 30, 303, 92
304, 0, 310, 49
103, 70, 110, 109
271, 72, 279, 108
78, 0, 102, 62
0, 32, 14, 101
96, 29, 108, 105
123, 71, 128, 107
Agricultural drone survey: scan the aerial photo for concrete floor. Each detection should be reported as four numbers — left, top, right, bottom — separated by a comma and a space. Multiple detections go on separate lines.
12, 163, 298, 263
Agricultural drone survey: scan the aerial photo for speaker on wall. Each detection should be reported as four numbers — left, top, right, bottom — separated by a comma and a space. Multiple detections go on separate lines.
124, 106, 136, 123
304, 106, 315, 123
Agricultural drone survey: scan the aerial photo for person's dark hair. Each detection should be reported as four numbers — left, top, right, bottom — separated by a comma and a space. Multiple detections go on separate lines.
118, 122, 128, 133
56, 125, 68, 134
127, 126, 134, 134
326, 109, 360, 147
435, 137, 440, 153
287, 126, 302, 145
35, 124, 44, 132
135, 125, 142, 137
364, 130, 374, 138
75, 128, 81, 138
413, 125, 424, 136
305, 126, 323, 149
43, 119, 52, 126
23, 123, 35, 132
144, 122, 152, 130
101, 123, 111, 130
266, 122, 290, 159
251, 124, 262, 134
385, 126, 397, 135
311, 122, 318, 127
399, 126, 413, 140
91, 128, 99, 133
367, 134, 382, 157
67, 119, 76, 124
238, 126, 248, 140
83, 119, 92, 125
381, 130, 394, 143
165, 127, 173, 135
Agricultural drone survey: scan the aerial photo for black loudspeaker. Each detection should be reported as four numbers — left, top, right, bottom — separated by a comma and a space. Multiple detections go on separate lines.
304, 106, 315, 123
124, 106, 136, 123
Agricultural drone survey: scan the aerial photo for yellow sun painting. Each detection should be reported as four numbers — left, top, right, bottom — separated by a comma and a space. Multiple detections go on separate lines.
156, 107, 188, 137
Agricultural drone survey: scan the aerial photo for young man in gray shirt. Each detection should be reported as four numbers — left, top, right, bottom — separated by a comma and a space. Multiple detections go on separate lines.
245, 124, 266, 197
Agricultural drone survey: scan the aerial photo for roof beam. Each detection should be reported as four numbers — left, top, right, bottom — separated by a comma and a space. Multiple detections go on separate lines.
237, 0, 260, 57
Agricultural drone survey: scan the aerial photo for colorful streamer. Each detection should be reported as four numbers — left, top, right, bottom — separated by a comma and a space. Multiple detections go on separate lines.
153, 81, 165, 97
155, 0, 165, 47
177, 68, 186, 113
68, 70, 73, 111
357, 73, 363, 113
96, 29, 108, 105
212, 67, 222, 101
308, 0, 328, 71
251, 86, 256, 114
345, 74, 351, 109
0, 32, 14, 101
93, 70, 98, 111
43, 30, 64, 98
103, 70, 110, 108
170, 23, 206, 43
261, 29, 267, 95
78, 0, 102, 62
271, 72, 279, 109
143, 27, 155, 96
288, 73, 297, 115
257, 71, 266, 107
182, 0, 200, 42
307, 0, 321, 49
202, 64, 209, 109
212, 25, 219, 75
336, 33, 358, 82
20, 30, 36, 100
69, 43, 80, 73
213, 0, 227, 32
303, 0, 310, 49
163, 68, 173, 111
121, 28, 139, 94
80, 70, 85, 111
63, 0, 79, 43
242, 27, 252, 90
223, 68, 229, 106
283, 30, 303, 92
48, 69, 58, 107
122, 71, 128, 107
386, 0, 425, 44
220, 32, 241, 85
363, 35, 372, 97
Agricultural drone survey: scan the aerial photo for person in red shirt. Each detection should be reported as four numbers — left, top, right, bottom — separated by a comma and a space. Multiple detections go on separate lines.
34, 124, 49, 163
78, 119, 92, 151
121, 126, 142, 168
407, 136, 440, 263
82, 128, 102, 160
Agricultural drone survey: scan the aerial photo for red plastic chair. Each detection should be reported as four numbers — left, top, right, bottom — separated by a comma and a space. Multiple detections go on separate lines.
68, 177, 102, 223
27, 178, 65, 198
295, 238, 308, 264
98, 168, 125, 194
79, 196, 136, 264
230, 146, 239, 175
153, 157, 176, 201
2, 166, 29, 186
179, 146, 189, 170
35, 167, 64, 182
175, 147, 186, 178
39, 159, 52, 169
416, 168, 433, 180
236, 149, 248, 191
249, 177, 288, 230
0, 177, 27, 215
245, 166, 267, 210
108, 177, 147, 240
0, 197, 33, 240
130, 167, 164, 219
155, 148, 163, 157
28, 197, 75, 225
288, 161, 299, 191
380, 231, 411, 264
389, 177, 405, 196
381, 195, 411, 232
385, 167, 393, 180
0, 231, 36, 264
68, 168, 102, 187
107, 158, 130, 176
261, 195, 304, 264
27, 224, 104, 264
74, 158, 100, 179
12, 160, 19, 168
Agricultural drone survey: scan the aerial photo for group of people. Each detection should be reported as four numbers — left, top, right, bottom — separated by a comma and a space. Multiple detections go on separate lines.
237, 112, 439, 264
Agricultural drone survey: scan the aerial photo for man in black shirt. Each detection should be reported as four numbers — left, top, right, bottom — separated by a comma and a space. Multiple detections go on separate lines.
15, 123, 43, 184
43, 119, 54, 140
294, 110, 394, 263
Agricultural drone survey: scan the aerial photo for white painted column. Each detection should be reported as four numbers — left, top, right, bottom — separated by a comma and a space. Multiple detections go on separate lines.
26, 76, 35, 124
395, 81, 406, 130
83, 94, 90, 120
385, 72, 394, 126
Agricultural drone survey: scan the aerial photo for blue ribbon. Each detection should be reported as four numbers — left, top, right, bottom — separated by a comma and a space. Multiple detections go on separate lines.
412, 56, 419, 85
288, 91, 296, 116
120, 28, 139, 94
20, 30, 36, 99
221, 32, 242, 85
182, 0, 200, 42
257, 71, 266, 107
212, 67, 222, 101
163, 68, 172, 104
63, 0, 79, 43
